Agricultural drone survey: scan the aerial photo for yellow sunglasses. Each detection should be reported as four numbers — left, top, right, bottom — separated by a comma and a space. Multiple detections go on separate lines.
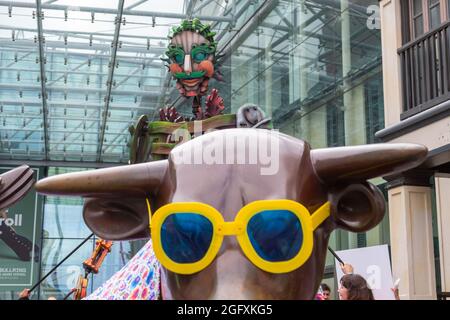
149, 199, 330, 274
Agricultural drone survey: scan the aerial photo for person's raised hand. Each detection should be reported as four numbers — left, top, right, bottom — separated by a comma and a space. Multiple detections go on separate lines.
340, 263, 354, 275
391, 287, 400, 300
19, 288, 30, 299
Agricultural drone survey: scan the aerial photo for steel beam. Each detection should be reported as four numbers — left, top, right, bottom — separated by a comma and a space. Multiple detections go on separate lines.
36, 0, 49, 160
97, 0, 125, 162
0, 159, 121, 168
0, 24, 167, 41
0, 83, 160, 97
185, 0, 198, 18
195, 0, 217, 12
0, 127, 128, 136
0, 114, 138, 124
125, 0, 148, 11
0, 99, 155, 111
0, 1, 233, 22
0, 39, 166, 55
0, 46, 163, 66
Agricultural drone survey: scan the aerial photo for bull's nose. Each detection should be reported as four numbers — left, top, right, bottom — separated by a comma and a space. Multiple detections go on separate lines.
210, 249, 253, 299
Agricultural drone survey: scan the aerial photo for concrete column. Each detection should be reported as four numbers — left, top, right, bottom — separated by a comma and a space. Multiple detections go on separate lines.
289, 1, 308, 105
387, 172, 437, 299
298, 0, 308, 104
379, 0, 403, 126
344, 84, 366, 145
435, 175, 450, 293
288, 4, 298, 105
297, 108, 327, 149
341, 0, 367, 147
264, 43, 272, 117
341, 0, 366, 250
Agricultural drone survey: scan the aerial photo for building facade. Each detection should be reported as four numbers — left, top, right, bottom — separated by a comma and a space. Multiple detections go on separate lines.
377, 0, 450, 300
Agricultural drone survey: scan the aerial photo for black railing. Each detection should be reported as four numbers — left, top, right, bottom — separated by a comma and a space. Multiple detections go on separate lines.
398, 21, 450, 119
438, 292, 450, 300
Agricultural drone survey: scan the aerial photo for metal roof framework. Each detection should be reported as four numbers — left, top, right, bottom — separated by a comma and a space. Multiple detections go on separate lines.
0, 0, 238, 164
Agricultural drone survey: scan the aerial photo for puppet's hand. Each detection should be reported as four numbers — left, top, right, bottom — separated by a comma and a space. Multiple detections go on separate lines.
205, 88, 225, 118
159, 106, 184, 123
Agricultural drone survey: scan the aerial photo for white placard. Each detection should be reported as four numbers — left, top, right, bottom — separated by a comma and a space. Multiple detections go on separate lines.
334, 244, 396, 300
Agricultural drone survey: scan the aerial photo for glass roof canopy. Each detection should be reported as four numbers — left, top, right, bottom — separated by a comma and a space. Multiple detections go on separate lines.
0, 0, 235, 164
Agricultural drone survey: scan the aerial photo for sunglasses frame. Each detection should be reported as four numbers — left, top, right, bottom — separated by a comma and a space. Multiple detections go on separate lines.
150, 200, 330, 275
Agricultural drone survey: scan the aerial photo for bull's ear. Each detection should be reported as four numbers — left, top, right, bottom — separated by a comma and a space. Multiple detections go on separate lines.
329, 182, 385, 232
83, 197, 150, 240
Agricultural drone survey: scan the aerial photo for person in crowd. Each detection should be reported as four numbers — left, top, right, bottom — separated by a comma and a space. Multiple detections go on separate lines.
315, 283, 332, 300
339, 263, 400, 300
319, 283, 331, 300
339, 273, 375, 300
18, 288, 57, 300
18, 288, 30, 300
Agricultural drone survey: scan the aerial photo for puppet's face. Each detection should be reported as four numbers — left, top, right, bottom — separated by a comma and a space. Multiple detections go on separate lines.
167, 31, 215, 97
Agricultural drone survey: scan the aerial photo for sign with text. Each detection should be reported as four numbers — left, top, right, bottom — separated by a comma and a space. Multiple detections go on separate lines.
334, 244, 395, 300
0, 167, 43, 290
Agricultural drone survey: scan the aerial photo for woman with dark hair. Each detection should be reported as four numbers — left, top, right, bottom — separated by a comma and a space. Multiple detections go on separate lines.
339, 274, 375, 300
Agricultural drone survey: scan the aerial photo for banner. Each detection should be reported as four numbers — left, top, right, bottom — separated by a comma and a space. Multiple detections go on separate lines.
334, 244, 395, 300
0, 167, 43, 291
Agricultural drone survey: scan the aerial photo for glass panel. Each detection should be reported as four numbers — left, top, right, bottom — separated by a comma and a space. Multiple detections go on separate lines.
0, 5, 43, 160
42, 167, 91, 238
429, 4, 442, 29
448, 0, 450, 19
39, 238, 94, 300
91, 240, 146, 292
414, 0, 423, 15
414, 15, 425, 36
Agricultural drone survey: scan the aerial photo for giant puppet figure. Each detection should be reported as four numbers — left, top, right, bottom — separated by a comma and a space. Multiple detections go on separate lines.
159, 18, 225, 122
34, 20, 428, 300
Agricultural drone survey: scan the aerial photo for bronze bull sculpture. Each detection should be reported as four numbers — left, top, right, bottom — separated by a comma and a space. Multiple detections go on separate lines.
35, 128, 427, 299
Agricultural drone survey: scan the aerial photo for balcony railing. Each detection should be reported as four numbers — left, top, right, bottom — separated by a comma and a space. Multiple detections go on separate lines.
398, 21, 450, 119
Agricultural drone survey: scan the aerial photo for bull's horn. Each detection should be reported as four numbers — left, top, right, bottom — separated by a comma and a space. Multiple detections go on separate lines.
35, 160, 168, 197
311, 143, 427, 184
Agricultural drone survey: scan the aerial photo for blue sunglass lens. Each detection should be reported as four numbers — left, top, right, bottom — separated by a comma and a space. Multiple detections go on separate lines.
161, 213, 213, 263
247, 210, 303, 262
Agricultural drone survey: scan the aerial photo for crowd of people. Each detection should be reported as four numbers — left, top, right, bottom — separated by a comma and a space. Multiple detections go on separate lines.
316, 263, 400, 300
18, 262, 400, 300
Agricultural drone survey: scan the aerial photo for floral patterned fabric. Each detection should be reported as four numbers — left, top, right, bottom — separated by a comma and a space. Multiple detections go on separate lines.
85, 240, 161, 300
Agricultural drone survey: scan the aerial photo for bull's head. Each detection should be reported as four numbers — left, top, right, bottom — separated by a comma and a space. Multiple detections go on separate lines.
35, 129, 427, 299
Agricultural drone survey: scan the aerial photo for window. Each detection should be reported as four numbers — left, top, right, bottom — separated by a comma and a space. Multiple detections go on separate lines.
429, 0, 441, 29
413, 0, 424, 37
403, 0, 450, 42
447, 0, 450, 19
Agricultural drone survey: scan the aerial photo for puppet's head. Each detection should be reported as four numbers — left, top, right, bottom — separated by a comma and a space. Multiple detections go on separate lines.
35, 129, 427, 300
164, 19, 217, 97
